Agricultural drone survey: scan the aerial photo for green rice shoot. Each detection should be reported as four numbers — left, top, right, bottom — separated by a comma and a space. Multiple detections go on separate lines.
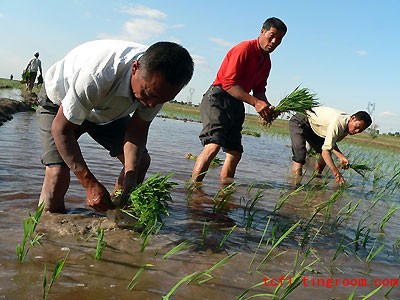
120, 173, 177, 235
262, 85, 320, 126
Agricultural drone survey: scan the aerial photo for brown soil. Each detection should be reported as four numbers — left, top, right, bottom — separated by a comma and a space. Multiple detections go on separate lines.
0, 90, 37, 126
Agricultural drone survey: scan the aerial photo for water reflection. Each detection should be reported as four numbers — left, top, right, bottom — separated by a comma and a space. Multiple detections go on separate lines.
0, 112, 399, 299
0, 88, 24, 101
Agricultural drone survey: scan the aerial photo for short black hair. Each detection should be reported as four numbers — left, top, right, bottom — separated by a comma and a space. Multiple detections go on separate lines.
139, 41, 194, 87
262, 17, 287, 34
352, 111, 372, 128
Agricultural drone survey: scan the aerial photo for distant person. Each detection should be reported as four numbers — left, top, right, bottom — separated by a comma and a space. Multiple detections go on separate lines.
37, 40, 194, 213
25, 51, 43, 93
10, 74, 13, 80
191, 17, 287, 185
289, 107, 372, 185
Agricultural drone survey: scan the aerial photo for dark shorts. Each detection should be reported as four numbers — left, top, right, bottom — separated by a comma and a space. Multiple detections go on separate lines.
289, 113, 324, 164
199, 85, 245, 153
36, 85, 131, 166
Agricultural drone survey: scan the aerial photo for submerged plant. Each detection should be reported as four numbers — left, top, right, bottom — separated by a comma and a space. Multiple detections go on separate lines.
16, 202, 45, 263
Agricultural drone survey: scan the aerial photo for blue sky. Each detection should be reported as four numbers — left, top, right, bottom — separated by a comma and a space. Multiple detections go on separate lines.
1, 0, 399, 132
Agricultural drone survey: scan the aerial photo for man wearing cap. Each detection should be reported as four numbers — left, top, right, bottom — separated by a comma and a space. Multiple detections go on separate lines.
25, 51, 43, 93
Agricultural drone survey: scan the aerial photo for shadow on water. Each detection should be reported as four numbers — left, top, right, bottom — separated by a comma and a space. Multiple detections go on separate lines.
1, 113, 399, 299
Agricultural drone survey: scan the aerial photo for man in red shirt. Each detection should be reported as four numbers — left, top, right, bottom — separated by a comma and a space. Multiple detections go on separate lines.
192, 17, 287, 185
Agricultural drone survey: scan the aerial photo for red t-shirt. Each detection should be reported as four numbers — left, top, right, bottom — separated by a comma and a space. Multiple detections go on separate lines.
213, 38, 271, 94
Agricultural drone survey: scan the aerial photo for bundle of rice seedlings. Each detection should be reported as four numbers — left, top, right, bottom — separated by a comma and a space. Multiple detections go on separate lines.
119, 173, 177, 234
262, 85, 320, 126
348, 163, 373, 177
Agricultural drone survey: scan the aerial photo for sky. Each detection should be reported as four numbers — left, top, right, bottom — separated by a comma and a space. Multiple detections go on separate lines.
1, 0, 399, 133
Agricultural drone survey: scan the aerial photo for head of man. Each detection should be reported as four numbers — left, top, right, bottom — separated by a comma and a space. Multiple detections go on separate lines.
348, 111, 372, 135
259, 17, 287, 53
131, 41, 194, 107
34, 51, 39, 58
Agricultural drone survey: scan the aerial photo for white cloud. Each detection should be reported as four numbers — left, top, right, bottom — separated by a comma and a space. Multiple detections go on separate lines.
119, 5, 167, 19
123, 19, 167, 42
356, 49, 368, 57
210, 37, 235, 48
378, 111, 398, 118
191, 54, 210, 71
0, 12, 4, 18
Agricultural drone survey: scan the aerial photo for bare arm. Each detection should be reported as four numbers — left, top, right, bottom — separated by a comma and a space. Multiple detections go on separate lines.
226, 85, 273, 119
120, 114, 151, 192
52, 106, 114, 210
321, 150, 345, 185
332, 145, 349, 168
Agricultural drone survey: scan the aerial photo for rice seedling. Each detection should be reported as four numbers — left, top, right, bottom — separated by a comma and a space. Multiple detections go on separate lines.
273, 184, 305, 212
212, 182, 236, 214
162, 253, 237, 299
216, 225, 237, 251
365, 240, 385, 264
348, 163, 373, 178
272, 258, 319, 299
242, 189, 264, 230
256, 220, 301, 271
378, 203, 400, 231
332, 198, 362, 228
261, 85, 320, 126
163, 240, 193, 259
359, 284, 383, 299
16, 202, 45, 263
248, 216, 272, 272
42, 251, 69, 300
95, 227, 107, 260
127, 264, 153, 290
120, 173, 177, 250
200, 221, 210, 249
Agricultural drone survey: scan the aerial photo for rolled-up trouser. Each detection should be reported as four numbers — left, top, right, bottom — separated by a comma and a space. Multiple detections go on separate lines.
199, 85, 245, 153
36, 85, 132, 166
289, 113, 324, 164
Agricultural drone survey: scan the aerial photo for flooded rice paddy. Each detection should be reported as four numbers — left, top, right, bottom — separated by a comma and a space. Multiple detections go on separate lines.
0, 111, 399, 299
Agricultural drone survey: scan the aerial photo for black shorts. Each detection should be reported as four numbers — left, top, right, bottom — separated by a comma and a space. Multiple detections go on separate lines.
199, 85, 245, 153
37, 85, 131, 166
289, 113, 324, 164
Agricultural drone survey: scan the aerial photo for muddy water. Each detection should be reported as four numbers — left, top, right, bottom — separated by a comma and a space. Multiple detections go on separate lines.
0, 112, 399, 299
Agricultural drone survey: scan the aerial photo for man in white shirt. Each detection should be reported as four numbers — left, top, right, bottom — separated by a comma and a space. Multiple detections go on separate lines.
289, 107, 372, 185
37, 40, 194, 213
25, 51, 43, 93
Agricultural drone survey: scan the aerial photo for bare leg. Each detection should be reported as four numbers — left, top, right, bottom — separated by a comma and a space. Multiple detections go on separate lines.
292, 161, 303, 175
314, 155, 326, 174
220, 150, 241, 184
191, 143, 220, 182
38, 165, 70, 213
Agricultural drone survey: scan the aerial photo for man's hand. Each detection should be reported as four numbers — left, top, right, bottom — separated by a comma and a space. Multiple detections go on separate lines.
334, 172, 345, 185
255, 99, 276, 122
86, 182, 115, 212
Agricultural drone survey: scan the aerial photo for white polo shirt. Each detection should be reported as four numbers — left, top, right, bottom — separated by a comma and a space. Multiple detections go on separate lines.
44, 40, 163, 125
306, 107, 350, 151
